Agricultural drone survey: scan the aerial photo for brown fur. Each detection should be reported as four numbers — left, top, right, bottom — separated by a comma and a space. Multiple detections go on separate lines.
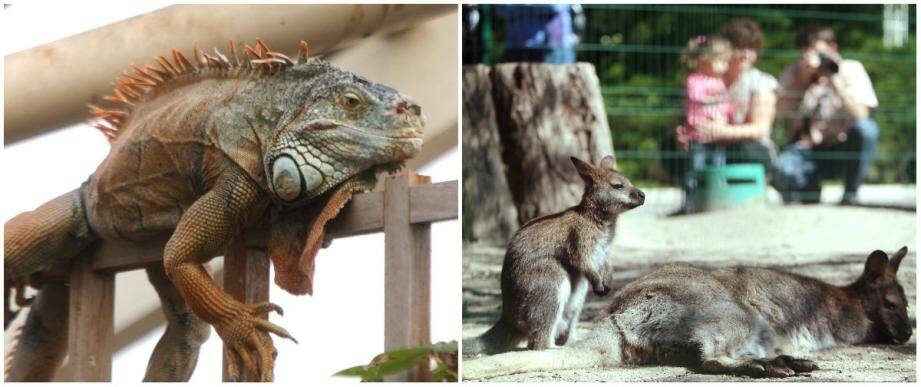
464, 156, 645, 356
463, 247, 913, 379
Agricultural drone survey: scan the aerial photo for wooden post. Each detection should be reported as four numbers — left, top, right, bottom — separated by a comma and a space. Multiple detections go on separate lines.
34, 179, 455, 382
221, 232, 270, 382
67, 254, 115, 381
384, 172, 432, 382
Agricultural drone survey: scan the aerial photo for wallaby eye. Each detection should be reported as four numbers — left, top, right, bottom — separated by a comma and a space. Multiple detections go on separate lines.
341, 92, 363, 110
884, 300, 897, 309
611, 183, 624, 190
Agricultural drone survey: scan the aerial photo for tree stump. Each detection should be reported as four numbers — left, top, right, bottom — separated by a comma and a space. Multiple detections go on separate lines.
461, 65, 519, 244
490, 63, 615, 225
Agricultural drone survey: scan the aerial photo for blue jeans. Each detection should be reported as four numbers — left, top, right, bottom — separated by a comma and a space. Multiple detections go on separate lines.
772, 118, 879, 202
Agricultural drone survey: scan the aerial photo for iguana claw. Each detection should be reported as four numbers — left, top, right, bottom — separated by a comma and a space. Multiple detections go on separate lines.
216, 300, 296, 381
5, 278, 32, 329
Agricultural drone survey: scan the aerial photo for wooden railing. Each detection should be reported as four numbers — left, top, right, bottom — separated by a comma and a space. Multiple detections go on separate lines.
63, 172, 457, 382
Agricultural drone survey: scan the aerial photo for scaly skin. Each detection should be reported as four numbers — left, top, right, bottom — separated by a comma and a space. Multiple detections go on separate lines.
4, 281, 69, 382
143, 264, 211, 382
3, 39, 424, 382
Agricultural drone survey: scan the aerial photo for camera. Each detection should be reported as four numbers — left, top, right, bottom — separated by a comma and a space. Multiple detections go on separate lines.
817, 53, 839, 75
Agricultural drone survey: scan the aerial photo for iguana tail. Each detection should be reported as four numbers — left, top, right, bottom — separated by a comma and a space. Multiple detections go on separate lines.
4, 187, 96, 328
461, 320, 622, 380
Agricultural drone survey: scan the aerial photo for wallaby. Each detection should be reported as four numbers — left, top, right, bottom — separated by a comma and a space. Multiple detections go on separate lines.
463, 247, 912, 380
463, 155, 645, 356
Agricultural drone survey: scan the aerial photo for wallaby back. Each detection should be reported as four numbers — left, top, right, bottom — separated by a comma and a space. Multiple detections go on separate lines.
463, 247, 912, 379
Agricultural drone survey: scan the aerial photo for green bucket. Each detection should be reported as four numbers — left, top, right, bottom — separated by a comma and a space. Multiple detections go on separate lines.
691, 163, 766, 212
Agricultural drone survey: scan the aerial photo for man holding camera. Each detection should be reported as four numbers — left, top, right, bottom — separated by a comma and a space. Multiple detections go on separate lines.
773, 26, 879, 205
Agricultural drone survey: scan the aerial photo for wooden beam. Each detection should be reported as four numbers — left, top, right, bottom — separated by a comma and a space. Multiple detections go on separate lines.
27, 179, 455, 382
222, 233, 271, 382
67, 254, 115, 381
383, 172, 432, 382
4, 4, 455, 144
90, 180, 457, 273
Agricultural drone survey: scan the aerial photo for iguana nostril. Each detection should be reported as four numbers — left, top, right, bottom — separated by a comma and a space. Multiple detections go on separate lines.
394, 101, 422, 116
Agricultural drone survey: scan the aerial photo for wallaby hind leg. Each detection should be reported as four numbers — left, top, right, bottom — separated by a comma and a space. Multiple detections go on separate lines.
689, 304, 817, 378
527, 281, 567, 350
527, 327, 553, 350
5, 281, 70, 382
142, 265, 211, 382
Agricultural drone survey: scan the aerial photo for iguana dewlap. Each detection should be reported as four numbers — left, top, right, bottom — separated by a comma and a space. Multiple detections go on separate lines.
3, 39, 424, 382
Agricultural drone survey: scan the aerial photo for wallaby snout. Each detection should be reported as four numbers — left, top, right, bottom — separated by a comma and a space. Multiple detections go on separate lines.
630, 188, 646, 207
571, 155, 644, 217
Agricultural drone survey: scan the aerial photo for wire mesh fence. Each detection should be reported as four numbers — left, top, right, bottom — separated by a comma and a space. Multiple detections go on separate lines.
463, 4, 916, 208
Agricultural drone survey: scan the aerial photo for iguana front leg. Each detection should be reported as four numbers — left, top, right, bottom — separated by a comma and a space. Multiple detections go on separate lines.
163, 168, 294, 382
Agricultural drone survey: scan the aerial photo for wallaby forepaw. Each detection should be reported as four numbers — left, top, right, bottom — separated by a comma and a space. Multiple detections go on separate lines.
773, 355, 818, 373
701, 356, 816, 379
593, 283, 611, 297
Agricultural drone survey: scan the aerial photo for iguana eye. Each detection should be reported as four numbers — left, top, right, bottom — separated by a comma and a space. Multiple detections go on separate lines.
341, 92, 363, 109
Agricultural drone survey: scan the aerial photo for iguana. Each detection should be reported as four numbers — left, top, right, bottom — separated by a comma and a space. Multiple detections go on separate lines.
4, 39, 424, 382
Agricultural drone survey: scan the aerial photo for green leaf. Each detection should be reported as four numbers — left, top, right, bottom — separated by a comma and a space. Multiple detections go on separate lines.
333, 341, 458, 382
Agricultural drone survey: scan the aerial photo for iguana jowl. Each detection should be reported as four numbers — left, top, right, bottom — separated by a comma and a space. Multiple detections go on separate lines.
4, 39, 424, 381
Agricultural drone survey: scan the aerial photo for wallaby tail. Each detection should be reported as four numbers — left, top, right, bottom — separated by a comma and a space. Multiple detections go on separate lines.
462, 319, 621, 380
463, 346, 605, 380
4, 188, 96, 329
462, 318, 522, 356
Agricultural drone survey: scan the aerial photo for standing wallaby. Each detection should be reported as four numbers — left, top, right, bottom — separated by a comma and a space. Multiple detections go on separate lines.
463, 247, 913, 379
464, 155, 646, 356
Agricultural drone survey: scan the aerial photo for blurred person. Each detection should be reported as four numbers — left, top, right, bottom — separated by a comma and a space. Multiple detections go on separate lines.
463, 5, 483, 64
496, 4, 580, 64
773, 26, 879, 205
670, 19, 780, 215
681, 34, 734, 137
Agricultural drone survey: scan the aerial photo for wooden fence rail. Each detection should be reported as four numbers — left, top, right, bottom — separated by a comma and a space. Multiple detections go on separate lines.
62, 172, 457, 382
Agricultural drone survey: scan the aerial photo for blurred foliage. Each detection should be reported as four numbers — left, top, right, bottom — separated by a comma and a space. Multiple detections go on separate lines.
480, 4, 916, 184
334, 341, 458, 382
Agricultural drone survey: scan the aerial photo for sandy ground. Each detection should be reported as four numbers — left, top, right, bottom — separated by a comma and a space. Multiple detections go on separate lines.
462, 194, 917, 382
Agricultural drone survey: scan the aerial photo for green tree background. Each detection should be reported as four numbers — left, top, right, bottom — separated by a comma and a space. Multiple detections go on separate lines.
480, 4, 916, 185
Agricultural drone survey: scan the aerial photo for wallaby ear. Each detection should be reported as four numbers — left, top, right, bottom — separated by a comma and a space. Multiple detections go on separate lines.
571, 156, 594, 182
889, 246, 908, 273
862, 250, 890, 281
599, 155, 617, 171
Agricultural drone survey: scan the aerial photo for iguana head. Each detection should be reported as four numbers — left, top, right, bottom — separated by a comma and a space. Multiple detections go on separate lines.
265, 60, 424, 206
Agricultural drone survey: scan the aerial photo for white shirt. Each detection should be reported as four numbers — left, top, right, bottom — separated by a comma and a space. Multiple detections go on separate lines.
779, 59, 878, 144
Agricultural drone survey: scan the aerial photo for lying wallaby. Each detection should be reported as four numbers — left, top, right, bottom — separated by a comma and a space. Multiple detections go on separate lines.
463, 155, 645, 356
463, 247, 912, 379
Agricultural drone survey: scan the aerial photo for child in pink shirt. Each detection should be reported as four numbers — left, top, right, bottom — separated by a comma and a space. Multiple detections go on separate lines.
681, 35, 733, 140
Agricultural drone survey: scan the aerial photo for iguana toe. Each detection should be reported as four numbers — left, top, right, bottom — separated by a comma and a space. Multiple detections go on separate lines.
214, 300, 293, 381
